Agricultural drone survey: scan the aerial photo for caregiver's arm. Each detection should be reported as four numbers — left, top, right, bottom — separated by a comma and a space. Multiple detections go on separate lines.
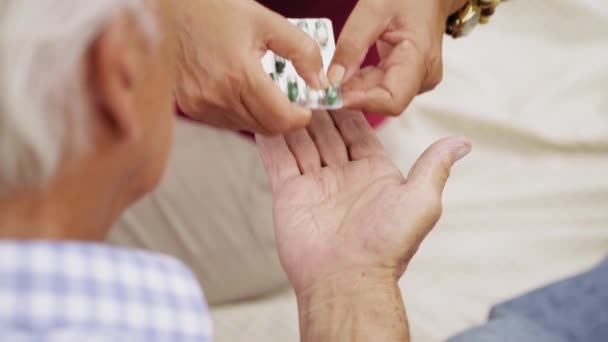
256, 110, 471, 342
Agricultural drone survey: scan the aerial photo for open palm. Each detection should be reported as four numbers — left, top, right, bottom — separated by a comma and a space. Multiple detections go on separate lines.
257, 110, 470, 292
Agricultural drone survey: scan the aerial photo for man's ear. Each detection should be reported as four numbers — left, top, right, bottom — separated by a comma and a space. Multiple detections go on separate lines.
89, 13, 148, 142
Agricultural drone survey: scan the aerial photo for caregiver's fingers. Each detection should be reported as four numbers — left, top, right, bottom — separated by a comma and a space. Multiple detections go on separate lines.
307, 110, 349, 167
263, 10, 326, 89
342, 43, 426, 116
330, 109, 385, 160
243, 61, 312, 134
256, 134, 300, 192
328, 0, 389, 86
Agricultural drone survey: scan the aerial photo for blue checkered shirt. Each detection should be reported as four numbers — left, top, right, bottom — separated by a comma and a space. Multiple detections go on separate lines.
0, 241, 212, 341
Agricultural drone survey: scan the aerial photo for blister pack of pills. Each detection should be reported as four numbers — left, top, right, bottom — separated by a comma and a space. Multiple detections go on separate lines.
261, 18, 343, 110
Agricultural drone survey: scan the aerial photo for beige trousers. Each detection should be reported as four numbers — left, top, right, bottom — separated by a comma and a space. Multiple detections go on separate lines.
109, 120, 285, 305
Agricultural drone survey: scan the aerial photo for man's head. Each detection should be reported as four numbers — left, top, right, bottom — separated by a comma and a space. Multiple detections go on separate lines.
0, 0, 175, 239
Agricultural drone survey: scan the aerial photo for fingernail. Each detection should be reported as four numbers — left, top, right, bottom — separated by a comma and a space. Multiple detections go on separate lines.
328, 64, 345, 86
454, 140, 472, 162
307, 75, 321, 90
318, 69, 330, 89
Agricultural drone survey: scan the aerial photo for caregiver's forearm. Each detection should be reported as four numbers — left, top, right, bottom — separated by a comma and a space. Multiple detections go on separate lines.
296, 269, 409, 342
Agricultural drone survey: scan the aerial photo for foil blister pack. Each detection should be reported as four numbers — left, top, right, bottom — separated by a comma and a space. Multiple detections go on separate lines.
261, 18, 343, 110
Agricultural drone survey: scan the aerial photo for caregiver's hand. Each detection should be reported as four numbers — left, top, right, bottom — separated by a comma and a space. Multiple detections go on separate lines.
328, 0, 467, 116
165, 0, 327, 134
257, 110, 470, 341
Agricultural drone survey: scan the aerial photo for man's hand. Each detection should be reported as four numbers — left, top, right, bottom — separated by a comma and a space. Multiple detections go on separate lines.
164, 0, 328, 134
257, 109, 470, 293
257, 110, 470, 341
328, 0, 467, 116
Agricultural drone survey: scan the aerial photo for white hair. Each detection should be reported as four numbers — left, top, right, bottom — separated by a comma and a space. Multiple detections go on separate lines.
0, 0, 158, 197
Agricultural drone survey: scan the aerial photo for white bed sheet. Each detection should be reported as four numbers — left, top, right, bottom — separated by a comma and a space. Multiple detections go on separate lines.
209, 1, 608, 341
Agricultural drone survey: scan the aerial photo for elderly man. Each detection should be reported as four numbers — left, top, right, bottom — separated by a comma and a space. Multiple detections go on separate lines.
0, 0, 211, 339
0, 0, 475, 340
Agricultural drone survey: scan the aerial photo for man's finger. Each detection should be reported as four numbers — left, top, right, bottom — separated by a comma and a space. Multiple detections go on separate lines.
256, 134, 300, 192
284, 128, 322, 174
328, 1, 388, 86
264, 12, 326, 89
307, 110, 349, 167
330, 110, 384, 160
243, 61, 312, 134
406, 137, 471, 197
402, 138, 471, 229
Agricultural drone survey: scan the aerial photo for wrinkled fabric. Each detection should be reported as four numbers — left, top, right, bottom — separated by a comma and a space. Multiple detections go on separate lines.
449, 259, 608, 342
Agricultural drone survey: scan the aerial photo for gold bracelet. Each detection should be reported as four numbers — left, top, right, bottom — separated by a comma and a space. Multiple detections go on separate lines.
446, 0, 504, 38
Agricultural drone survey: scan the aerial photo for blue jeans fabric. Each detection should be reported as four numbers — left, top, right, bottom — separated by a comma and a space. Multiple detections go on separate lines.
448, 259, 608, 342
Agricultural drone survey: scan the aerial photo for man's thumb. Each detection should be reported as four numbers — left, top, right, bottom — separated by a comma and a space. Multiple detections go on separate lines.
406, 137, 472, 197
